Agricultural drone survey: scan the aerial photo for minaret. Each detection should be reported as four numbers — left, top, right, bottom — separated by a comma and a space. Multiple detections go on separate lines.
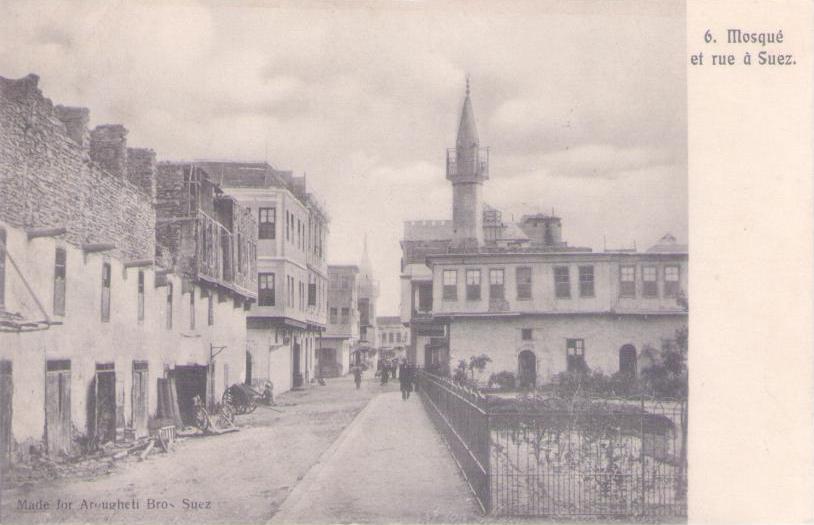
360, 233, 373, 281
447, 76, 489, 248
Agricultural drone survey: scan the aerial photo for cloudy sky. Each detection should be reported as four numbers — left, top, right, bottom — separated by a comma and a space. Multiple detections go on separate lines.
0, 0, 686, 315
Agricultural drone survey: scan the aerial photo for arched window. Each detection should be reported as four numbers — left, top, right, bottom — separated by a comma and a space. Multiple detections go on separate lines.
619, 344, 637, 376
518, 350, 537, 389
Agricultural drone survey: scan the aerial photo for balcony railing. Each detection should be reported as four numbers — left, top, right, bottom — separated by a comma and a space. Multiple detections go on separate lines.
446, 147, 489, 179
195, 211, 257, 297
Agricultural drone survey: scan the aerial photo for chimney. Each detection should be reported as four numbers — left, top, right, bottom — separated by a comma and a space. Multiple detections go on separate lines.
54, 105, 90, 155
90, 124, 128, 178
126, 147, 157, 201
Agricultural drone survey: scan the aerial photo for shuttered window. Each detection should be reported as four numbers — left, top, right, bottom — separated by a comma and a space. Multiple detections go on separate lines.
554, 266, 570, 298
620, 265, 636, 297
54, 248, 66, 316
101, 263, 111, 322
516, 267, 532, 299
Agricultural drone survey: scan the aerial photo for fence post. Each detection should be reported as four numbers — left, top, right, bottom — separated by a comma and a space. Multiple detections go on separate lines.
639, 392, 646, 517
484, 406, 491, 514
677, 398, 688, 501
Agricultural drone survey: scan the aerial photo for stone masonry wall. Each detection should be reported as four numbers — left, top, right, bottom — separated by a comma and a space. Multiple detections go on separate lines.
0, 74, 154, 260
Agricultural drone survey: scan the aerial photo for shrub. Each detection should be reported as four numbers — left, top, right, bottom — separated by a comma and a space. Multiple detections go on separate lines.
488, 371, 516, 391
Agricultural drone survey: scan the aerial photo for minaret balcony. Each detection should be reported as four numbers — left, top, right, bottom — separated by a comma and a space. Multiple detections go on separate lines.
446, 147, 489, 182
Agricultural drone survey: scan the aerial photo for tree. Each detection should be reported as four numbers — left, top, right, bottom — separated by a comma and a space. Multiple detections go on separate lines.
640, 290, 688, 399
468, 354, 492, 381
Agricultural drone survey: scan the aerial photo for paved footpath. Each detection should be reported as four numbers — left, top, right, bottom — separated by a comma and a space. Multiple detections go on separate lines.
271, 390, 481, 524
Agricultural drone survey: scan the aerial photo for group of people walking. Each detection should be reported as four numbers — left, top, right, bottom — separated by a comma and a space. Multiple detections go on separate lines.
351, 360, 419, 400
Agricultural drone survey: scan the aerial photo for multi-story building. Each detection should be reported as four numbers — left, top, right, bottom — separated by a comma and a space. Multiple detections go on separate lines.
400, 82, 687, 385
376, 315, 409, 362
155, 162, 258, 415
195, 162, 329, 393
0, 75, 255, 466
321, 265, 360, 377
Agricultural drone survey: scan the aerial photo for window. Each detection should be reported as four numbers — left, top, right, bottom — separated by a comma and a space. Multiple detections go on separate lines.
54, 248, 66, 316
643, 266, 658, 297
137, 270, 144, 322
620, 265, 636, 297
396, 332, 402, 343
554, 266, 570, 298
417, 284, 432, 312
208, 292, 214, 326
566, 339, 586, 372
341, 307, 350, 324
516, 267, 532, 299
166, 282, 173, 330
101, 262, 111, 322
489, 269, 505, 300
189, 288, 196, 330
465, 269, 481, 301
442, 270, 457, 300
388, 332, 394, 344
521, 328, 533, 341
259, 207, 276, 239
330, 307, 338, 324
664, 265, 680, 297
308, 275, 316, 306
578, 265, 594, 298
258, 273, 275, 306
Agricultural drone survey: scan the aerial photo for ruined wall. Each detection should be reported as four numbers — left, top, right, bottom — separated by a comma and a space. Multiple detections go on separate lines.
0, 75, 154, 261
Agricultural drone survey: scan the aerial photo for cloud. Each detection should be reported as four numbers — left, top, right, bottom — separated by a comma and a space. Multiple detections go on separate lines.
0, 1, 686, 314
494, 144, 680, 180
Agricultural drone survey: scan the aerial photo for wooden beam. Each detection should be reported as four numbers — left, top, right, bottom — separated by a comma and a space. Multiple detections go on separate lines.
26, 227, 67, 240
123, 259, 153, 268
82, 243, 116, 253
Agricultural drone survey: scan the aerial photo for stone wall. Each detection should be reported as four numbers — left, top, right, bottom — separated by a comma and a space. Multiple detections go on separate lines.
0, 75, 154, 261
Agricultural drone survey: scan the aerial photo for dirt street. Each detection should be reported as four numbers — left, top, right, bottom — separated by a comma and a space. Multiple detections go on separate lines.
1, 373, 387, 524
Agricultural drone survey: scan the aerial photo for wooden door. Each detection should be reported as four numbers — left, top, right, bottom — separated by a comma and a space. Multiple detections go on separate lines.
94, 368, 116, 444
0, 361, 12, 467
131, 362, 148, 438
45, 360, 71, 457
292, 344, 302, 387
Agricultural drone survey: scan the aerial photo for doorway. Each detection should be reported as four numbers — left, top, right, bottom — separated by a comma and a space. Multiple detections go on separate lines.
45, 360, 71, 456
518, 350, 537, 389
131, 361, 148, 438
292, 342, 302, 387
93, 363, 116, 444
1, 361, 12, 467
320, 348, 337, 377
245, 352, 253, 385
619, 344, 637, 376
171, 365, 209, 426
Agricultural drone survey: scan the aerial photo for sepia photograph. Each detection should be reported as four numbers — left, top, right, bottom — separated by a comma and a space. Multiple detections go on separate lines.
0, 1, 688, 523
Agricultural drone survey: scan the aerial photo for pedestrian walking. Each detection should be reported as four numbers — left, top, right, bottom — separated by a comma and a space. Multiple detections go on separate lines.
399, 363, 412, 400
353, 366, 362, 390
411, 364, 419, 393
380, 364, 389, 385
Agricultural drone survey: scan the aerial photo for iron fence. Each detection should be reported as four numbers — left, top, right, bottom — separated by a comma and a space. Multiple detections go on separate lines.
419, 371, 687, 520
